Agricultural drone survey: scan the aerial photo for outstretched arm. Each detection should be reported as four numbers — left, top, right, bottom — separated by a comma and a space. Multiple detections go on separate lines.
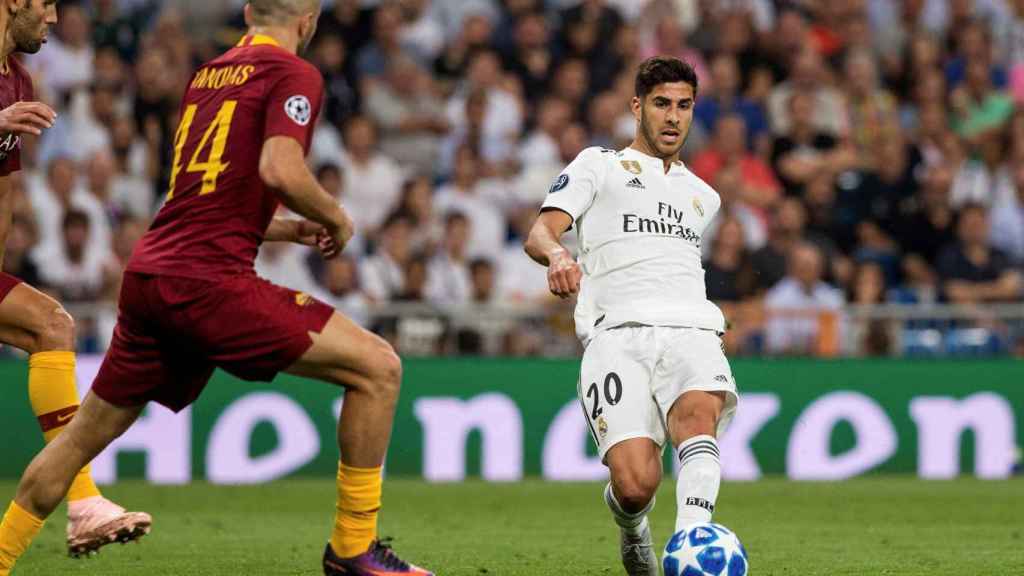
524, 209, 581, 298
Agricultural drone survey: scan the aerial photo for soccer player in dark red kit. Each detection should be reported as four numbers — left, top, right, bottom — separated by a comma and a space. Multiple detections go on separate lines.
0, 1, 433, 574
0, 0, 151, 563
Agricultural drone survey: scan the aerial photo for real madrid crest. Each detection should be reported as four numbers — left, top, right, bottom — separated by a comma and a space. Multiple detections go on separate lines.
692, 198, 704, 218
597, 416, 608, 439
621, 160, 642, 175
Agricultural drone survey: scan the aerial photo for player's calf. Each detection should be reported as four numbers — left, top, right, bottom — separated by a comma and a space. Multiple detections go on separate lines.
668, 391, 726, 532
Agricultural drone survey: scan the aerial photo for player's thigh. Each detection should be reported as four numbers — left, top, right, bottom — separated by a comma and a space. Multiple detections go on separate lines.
579, 327, 665, 464
285, 311, 401, 392
0, 280, 70, 353
653, 328, 739, 444
605, 436, 663, 499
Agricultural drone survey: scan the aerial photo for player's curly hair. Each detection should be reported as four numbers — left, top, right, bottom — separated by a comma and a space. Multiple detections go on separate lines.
634, 56, 698, 99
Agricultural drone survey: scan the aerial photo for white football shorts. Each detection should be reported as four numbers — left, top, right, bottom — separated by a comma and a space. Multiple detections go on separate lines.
577, 325, 739, 461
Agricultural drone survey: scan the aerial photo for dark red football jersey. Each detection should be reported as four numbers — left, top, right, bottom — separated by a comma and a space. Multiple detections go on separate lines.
0, 56, 34, 177
128, 34, 323, 279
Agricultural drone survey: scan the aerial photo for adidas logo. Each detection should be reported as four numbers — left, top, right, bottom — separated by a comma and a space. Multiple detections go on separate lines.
626, 177, 645, 190
714, 374, 729, 383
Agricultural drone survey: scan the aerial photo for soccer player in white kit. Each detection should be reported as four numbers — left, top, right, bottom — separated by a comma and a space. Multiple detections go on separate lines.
525, 56, 739, 575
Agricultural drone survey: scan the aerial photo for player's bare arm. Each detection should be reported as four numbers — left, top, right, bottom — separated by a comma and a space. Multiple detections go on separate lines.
265, 218, 341, 259
259, 135, 353, 251
0, 100, 55, 136
524, 209, 581, 298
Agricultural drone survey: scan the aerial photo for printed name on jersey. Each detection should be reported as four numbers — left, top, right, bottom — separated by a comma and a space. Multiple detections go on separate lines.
191, 64, 256, 90
549, 173, 569, 194
0, 132, 21, 161
622, 200, 702, 246
284, 95, 312, 126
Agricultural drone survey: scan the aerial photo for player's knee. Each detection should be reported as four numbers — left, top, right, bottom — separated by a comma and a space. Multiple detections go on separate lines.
613, 473, 658, 513
31, 305, 75, 353
370, 343, 402, 401
672, 396, 722, 439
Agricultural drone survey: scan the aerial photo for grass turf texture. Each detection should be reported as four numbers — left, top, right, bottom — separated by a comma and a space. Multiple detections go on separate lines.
3, 478, 1022, 575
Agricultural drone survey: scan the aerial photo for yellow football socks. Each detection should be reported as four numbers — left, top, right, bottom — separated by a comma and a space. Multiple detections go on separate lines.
0, 501, 44, 574
28, 351, 101, 502
330, 462, 382, 558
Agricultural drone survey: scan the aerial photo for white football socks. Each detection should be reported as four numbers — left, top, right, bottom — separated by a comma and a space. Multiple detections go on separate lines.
604, 482, 654, 534
674, 434, 721, 532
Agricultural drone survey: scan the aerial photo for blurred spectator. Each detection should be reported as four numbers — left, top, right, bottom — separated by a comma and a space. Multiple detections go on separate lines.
28, 157, 111, 265
435, 145, 508, 260
639, 18, 707, 93
842, 48, 899, 165
517, 121, 588, 206
704, 216, 757, 303
990, 161, 1024, 263
691, 113, 780, 210
767, 47, 848, 137
2, 214, 42, 288
341, 116, 404, 235
425, 211, 472, 305
694, 53, 769, 152
38, 210, 108, 302
937, 204, 1023, 303
356, 2, 406, 81
469, 257, 496, 304
764, 242, 845, 355
848, 261, 894, 356
498, 202, 551, 303
255, 224, 322, 298
519, 96, 571, 167
399, 0, 446, 63
86, 149, 151, 221
444, 50, 523, 174
587, 90, 626, 149
951, 57, 1014, 173
770, 91, 856, 197
501, 9, 554, 102
310, 33, 359, 130
361, 211, 414, 302
895, 162, 959, 268
29, 3, 94, 100
316, 255, 371, 328
433, 12, 494, 89
396, 176, 443, 254
365, 55, 449, 177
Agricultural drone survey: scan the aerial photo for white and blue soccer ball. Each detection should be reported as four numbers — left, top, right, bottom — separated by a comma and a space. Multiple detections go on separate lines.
663, 522, 748, 576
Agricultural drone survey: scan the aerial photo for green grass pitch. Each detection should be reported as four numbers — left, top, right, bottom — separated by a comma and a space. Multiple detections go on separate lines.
3, 477, 1023, 575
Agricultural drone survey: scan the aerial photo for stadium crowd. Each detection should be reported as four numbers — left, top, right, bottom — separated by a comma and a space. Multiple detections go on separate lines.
4, 0, 1024, 357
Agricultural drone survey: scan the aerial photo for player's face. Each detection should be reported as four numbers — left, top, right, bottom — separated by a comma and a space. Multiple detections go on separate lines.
11, 0, 57, 54
633, 82, 694, 159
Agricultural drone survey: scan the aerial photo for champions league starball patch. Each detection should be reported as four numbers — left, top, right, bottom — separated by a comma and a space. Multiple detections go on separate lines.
549, 173, 569, 194
284, 95, 312, 126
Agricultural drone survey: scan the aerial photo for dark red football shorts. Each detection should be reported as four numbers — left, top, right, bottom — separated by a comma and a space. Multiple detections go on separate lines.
0, 273, 22, 303
92, 272, 334, 412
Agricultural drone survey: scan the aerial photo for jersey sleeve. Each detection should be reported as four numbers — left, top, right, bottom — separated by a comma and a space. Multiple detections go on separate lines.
263, 63, 323, 152
540, 146, 606, 225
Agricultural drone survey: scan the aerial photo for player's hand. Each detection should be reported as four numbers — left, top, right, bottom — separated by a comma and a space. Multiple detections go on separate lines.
0, 101, 56, 136
326, 213, 355, 256
294, 220, 325, 246
547, 248, 581, 299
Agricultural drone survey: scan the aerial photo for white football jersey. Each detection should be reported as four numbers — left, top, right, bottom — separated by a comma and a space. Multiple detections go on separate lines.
541, 146, 726, 344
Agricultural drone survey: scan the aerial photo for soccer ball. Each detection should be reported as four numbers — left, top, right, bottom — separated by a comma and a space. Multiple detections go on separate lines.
663, 522, 748, 576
